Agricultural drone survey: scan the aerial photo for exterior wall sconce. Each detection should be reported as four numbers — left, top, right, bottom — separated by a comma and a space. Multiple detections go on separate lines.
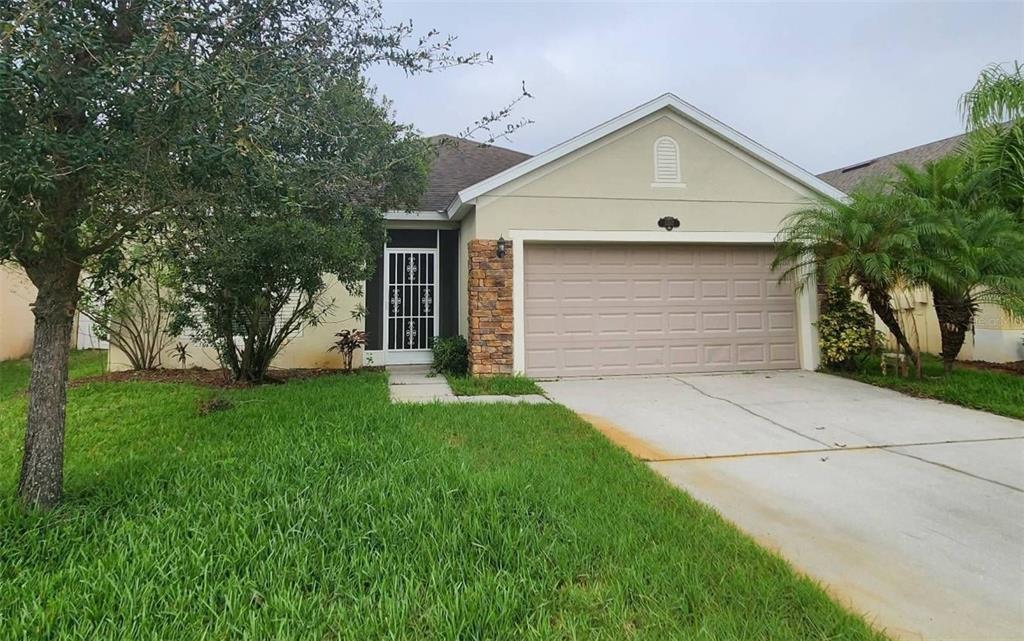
496, 236, 507, 258
657, 216, 680, 231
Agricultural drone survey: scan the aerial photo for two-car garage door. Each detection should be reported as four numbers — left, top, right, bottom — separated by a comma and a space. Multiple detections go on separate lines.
523, 244, 799, 377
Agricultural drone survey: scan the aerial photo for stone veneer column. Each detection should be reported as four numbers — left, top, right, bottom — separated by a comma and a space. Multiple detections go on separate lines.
467, 239, 513, 375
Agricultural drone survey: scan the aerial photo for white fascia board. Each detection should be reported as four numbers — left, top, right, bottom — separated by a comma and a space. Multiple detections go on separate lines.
384, 210, 448, 221
508, 230, 779, 244
447, 93, 848, 220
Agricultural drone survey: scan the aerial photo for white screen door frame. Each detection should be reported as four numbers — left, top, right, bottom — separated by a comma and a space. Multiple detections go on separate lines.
382, 247, 439, 364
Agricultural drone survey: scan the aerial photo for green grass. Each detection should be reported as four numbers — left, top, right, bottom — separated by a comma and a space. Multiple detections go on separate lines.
0, 361, 886, 640
0, 349, 106, 399
839, 353, 1024, 420
446, 374, 544, 396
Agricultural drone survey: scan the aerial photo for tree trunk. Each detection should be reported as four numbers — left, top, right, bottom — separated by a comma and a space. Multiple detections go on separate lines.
864, 287, 919, 368
18, 267, 81, 510
932, 291, 973, 374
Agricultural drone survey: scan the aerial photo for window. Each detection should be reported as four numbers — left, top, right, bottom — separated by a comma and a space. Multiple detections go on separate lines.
652, 136, 683, 185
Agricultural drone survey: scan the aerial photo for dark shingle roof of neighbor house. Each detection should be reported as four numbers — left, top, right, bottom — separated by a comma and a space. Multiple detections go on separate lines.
817, 132, 967, 193
418, 134, 532, 212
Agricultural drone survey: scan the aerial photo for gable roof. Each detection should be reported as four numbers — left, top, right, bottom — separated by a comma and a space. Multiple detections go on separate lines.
417, 135, 532, 212
446, 93, 849, 219
817, 132, 967, 193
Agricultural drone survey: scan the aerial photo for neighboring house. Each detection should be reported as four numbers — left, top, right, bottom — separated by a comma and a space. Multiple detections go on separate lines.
818, 134, 1024, 363
0, 265, 37, 361
112, 93, 849, 376
0, 264, 109, 361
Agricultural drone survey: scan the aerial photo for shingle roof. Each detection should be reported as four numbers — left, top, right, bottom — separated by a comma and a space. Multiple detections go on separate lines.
817, 132, 967, 193
417, 135, 532, 212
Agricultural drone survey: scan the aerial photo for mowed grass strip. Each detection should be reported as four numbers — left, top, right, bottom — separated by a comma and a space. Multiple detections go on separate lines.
841, 353, 1024, 420
0, 363, 887, 640
446, 374, 544, 396
0, 349, 106, 399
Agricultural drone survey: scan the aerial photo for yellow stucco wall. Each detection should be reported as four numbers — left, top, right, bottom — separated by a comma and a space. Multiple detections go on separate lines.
470, 109, 817, 239
457, 210, 476, 337
866, 289, 1023, 363
108, 276, 366, 372
0, 265, 37, 361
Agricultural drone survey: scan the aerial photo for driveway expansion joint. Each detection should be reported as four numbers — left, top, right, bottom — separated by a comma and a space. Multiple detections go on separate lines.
670, 375, 833, 449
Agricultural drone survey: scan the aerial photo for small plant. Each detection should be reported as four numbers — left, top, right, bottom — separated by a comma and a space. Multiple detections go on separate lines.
817, 286, 881, 371
168, 342, 191, 368
431, 335, 469, 376
329, 329, 368, 371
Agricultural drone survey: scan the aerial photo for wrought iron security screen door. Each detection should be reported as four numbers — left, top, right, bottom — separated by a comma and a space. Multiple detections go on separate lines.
384, 249, 438, 352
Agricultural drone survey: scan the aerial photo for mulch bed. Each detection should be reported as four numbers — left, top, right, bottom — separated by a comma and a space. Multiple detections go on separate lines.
73, 367, 380, 389
957, 359, 1024, 376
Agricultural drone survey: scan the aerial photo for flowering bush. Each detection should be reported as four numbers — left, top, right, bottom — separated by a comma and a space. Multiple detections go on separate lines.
817, 286, 881, 370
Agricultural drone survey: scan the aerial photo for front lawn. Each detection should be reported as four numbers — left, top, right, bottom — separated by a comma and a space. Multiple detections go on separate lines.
0, 349, 106, 399
839, 353, 1024, 420
446, 373, 544, 396
0, 361, 885, 640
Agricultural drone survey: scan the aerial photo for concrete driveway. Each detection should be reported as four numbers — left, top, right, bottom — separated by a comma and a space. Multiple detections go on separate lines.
541, 371, 1024, 641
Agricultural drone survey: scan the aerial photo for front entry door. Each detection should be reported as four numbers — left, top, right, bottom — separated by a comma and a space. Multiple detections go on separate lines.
384, 248, 438, 356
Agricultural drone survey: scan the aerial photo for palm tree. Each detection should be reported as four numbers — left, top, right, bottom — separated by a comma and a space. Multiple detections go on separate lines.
959, 62, 1024, 218
893, 157, 1024, 373
773, 187, 925, 367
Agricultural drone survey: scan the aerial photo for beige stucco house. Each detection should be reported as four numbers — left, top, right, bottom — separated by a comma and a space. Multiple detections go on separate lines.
0, 265, 37, 361
819, 133, 1024, 364
113, 93, 855, 375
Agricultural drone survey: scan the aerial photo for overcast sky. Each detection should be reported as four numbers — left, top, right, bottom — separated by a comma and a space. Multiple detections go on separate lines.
369, 1, 1024, 174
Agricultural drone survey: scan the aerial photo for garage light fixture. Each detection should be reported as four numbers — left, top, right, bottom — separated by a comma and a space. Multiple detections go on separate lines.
657, 216, 680, 231
496, 236, 507, 258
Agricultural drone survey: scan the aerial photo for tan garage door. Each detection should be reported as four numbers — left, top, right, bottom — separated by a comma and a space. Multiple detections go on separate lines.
523, 244, 799, 377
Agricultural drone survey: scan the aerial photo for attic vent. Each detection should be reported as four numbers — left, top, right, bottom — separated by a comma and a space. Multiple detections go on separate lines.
840, 159, 875, 173
653, 136, 682, 184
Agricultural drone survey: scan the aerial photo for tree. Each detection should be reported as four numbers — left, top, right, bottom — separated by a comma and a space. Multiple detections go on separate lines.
893, 157, 1024, 373
773, 187, 924, 367
165, 74, 430, 383
0, 0, 491, 509
960, 61, 1024, 218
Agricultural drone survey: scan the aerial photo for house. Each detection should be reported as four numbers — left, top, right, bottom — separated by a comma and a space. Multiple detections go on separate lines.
0, 265, 36, 361
111, 93, 849, 376
0, 265, 109, 361
818, 134, 1024, 364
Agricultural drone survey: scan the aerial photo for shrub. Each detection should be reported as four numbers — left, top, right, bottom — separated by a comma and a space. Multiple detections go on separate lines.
431, 335, 469, 376
817, 286, 880, 371
329, 329, 368, 371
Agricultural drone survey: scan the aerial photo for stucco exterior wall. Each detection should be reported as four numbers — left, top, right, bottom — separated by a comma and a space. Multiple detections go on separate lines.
470, 110, 817, 240
0, 265, 38, 361
108, 276, 366, 372
866, 289, 1024, 363
457, 210, 476, 337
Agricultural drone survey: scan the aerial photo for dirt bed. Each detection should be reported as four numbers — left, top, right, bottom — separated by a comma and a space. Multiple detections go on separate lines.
73, 367, 375, 388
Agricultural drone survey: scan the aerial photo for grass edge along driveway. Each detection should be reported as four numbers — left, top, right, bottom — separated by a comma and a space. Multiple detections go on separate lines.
837, 353, 1024, 420
0, 357, 889, 640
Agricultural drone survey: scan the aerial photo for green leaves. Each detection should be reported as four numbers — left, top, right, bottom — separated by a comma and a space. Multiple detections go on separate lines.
960, 61, 1024, 130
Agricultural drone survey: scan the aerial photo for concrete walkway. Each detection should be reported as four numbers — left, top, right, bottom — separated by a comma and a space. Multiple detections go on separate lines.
541, 371, 1024, 641
388, 365, 549, 404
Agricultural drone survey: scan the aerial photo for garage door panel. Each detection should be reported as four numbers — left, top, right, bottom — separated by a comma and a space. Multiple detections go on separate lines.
700, 280, 730, 299
768, 310, 796, 330
733, 279, 763, 298
700, 311, 732, 331
523, 243, 799, 376
735, 311, 765, 331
